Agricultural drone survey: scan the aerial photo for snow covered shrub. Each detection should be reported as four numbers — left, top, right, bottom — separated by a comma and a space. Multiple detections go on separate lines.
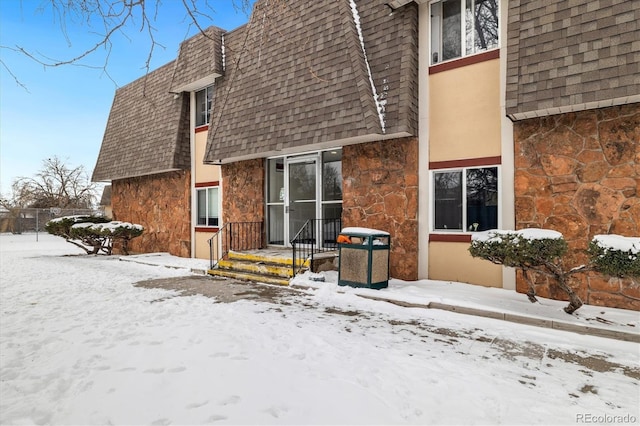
471, 230, 640, 314
46, 216, 143, 255
470, 229, 583, 314
469, 229, 568, 269
45, 215, 110, 254
89, 221, 144, 255
588, 235, 640, 279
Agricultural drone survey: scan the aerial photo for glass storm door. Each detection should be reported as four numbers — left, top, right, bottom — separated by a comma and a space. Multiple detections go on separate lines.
285, 155, 319, 246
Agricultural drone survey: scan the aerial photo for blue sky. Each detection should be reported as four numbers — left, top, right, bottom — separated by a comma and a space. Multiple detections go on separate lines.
0, 0, 252, 197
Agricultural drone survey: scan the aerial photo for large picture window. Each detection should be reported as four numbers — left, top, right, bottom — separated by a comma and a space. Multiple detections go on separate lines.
433, 166, 498, 232
195, 85, 214, 127
430, 0, 499, 64
196, 186, 219, 227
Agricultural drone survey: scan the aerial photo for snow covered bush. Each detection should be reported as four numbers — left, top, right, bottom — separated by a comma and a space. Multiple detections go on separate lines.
45, 215, 109, 253
470, 229, 640, 314
469, 229, 582, 314
588, 235, 640, 279
469, 229, 568, 269
46, 216, 143, 255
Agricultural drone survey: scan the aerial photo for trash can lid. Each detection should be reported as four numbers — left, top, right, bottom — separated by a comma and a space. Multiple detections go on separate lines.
340, 227, 390, 236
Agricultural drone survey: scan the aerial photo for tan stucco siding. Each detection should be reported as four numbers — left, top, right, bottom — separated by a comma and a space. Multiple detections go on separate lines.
195, 130, 220, 183
428, 241, 502, 288
195, 231, 216, 260
429, 59, 501, 162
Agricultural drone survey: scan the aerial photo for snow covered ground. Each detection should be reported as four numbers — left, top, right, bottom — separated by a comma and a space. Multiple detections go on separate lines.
1, 233, 638, 425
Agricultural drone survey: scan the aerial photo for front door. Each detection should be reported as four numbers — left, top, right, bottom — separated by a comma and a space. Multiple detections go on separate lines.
266, 150, 342, 247
285, 155, 319, 245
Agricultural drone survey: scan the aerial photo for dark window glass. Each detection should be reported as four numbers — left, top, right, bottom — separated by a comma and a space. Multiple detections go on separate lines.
195, 86, 213, 126
434, 171, 463, 230
442, 0, 462, 61
466, 167, 498, 231
322, 150, 342, 201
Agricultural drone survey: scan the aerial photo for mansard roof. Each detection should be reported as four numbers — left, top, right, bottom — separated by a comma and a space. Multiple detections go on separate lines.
93, 0, 419, 180
92, 61, 190, 182
506, 0, 640, 120
170, 26, 226, 93
204, 0, 419, 164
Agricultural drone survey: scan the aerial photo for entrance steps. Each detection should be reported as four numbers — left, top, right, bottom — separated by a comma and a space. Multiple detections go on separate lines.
208, 250, 309, 286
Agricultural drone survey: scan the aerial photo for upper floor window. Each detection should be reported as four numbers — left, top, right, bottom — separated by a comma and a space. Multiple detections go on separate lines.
430, 0, 498, 65
195, 85, 213, 127
433, 166, 498, 232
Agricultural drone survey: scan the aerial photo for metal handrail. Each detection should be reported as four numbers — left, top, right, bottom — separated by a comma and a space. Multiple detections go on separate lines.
290, 218, 341, 276
208, 221, 264, 269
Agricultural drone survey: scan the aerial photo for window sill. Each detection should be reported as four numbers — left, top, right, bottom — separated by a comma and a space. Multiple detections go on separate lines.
429, 49, 500, 75
429, 234, 472, 243
195, 226, 219, 233
195, 125, 209, 133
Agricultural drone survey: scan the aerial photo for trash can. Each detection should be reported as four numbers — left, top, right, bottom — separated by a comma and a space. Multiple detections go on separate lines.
338, 227, 390, 289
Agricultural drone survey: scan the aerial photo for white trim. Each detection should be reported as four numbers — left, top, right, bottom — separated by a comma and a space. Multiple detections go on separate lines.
417, 2, 430, 279
507, 94, 640, 121
429, 165, 501, 234
195, 186, 220, 228
428, 0, 500, 66
190, 91, 196, 258
499, 0, 515, 290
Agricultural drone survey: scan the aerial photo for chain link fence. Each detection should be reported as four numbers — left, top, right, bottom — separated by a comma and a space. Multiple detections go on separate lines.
0, 208, 105, 234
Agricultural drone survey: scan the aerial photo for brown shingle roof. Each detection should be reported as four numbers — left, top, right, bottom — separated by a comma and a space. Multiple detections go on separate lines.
170, 26, 226, 93
204, 0, 418, 163
506, 0, 640, 119
92, 61, 190, 182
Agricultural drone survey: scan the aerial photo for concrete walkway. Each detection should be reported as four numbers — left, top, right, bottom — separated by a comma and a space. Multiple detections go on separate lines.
121, 253, 640, 343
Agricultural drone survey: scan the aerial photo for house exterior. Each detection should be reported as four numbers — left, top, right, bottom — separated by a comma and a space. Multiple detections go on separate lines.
93, 0, 639, 310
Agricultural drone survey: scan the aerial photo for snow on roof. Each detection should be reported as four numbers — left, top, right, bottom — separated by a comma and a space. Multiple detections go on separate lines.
349, 0, 386, 133
593, 234, 640, 254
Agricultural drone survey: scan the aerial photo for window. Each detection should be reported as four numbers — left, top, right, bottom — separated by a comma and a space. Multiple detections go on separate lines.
195, 86, 213, 127
196, 187, 219, 227
430, 0, 498, 64
322, 149, 343, 245
433, 166, 498, 232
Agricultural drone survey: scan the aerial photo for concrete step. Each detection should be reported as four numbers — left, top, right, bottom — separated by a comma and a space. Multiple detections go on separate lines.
208, 268, 291, 286
227, 250, 309, 268
216, 258, 294, 278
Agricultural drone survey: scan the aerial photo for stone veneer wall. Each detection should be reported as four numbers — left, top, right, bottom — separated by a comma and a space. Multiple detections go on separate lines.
111, 170, 191, 258
221, 159, 265, 225
342, 138, 419, 280
514, 103, 639, 310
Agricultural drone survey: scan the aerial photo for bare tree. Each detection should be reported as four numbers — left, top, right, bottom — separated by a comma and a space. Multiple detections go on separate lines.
7, 156, 97, 209
1, 0, 252, 88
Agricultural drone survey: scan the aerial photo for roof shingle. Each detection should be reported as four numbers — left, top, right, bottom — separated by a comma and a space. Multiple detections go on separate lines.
204, 0, 418, 163
92, 62, 190, 182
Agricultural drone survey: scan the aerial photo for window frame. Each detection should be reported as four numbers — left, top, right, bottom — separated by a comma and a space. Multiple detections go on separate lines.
195, 185, 220, 228
430, 165, 500, 233
429, 0, 499, 66
195, 85, 214, 127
